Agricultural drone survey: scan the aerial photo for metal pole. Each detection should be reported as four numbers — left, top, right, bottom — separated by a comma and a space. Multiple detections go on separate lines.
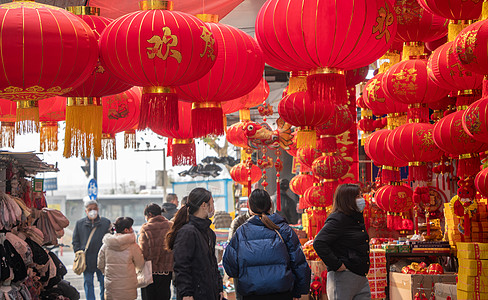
93, 155, 98, 181
163, 148, 167, 200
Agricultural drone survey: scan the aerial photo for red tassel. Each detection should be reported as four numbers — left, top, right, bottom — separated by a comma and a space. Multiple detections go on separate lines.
317, 136, 337, 153
276, 179, 281, 211
167, 139, 173, 157
387, 213, 394, 230
298, 196, 308, 210
457, 155, 481, 178
306, 72, 347, 105
138, 89, 179, 131
409, 164, 429, 183
382, 167, 401, 184
247, 166, 252, 198
442, 174, 446, 191
172, 139, 196, 166
191, 104, 225, 137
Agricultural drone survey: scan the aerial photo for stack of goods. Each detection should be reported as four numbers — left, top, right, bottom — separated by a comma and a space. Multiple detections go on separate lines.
401, 262, 445, 274
367, 249, 387, 299
457, 242, 488, 300
445, 201, 488, 247
408, 241, 451, 253
419, 221, 443, 241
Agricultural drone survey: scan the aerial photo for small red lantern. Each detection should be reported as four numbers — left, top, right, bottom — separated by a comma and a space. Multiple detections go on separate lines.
375, 184, 414, 230
297, 146, 322, 169
304, 185, 333, 208
278, 91, 333, 148
475, 168, 488, 198
39, 97, 66, 152
453, 20, 488, 76
0, 99, 16, 148
290, 174, 316, 209
312, 155, 350, 181
230, 163, 262, 185
99, 2, 218, 131
463, 97, 488, 143
316, 105, 353, 153
417, 0, 484, 20
363, 73, 409, 116
222, 78, 269, 115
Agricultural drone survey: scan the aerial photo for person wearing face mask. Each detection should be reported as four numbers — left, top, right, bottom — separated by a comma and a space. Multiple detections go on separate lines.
165, 187, 223, 300
72, 199, 112, 300
313, 184, 370, 300
98, 217, 145, 300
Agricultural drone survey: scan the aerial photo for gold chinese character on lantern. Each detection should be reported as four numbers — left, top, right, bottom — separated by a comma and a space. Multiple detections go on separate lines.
373, 3, 394, 42
199, 26, 216, 61
146, 27, 182, 63
366, 78, 385, 103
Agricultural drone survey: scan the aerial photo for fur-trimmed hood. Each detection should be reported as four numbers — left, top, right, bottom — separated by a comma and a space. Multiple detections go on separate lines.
102, 233, 136, 251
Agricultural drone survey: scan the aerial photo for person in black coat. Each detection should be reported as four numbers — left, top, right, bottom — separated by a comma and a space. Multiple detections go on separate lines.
223, 189, 310, 300
166, 188, 223, 300
72, 200, 111, 300
313, 183, 370, 300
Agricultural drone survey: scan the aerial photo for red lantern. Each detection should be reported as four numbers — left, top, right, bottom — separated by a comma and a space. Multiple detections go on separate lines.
453, 20, 488, 76
255, 0, 397, 104
297, 146, 322, 169
393, 0, 448, 43
433, 110, 488, 177
230, 163, 262, 185
39, 97, 66, 152
475, 167, 488, 198
100, 87, 142, 160
222, 78, 269, 115
312, 155, 350, 180
463, 97, 488, 143
99, 3, 218, 132
290, 174, 316, 196
345, 66, 369, 87
375, 184, 414, 230
0, 2, 99, 133
417, 0, 483, 20
176, 19, 264, 137
363, 73, 409, 116
278, 91, 333, 148
0, 99, 16, 148
428, 41, 483, 92
304, 185, 333, 208
425, 35, 447, 52
316, 105, 353, 153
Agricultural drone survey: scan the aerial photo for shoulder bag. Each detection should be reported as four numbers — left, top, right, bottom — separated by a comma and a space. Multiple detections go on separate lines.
73, 227, 96, 275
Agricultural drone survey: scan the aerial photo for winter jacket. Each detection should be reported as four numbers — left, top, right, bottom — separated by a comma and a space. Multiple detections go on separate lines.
313, 211, 370, 276
162, 203, 178, 220
72, 216, 111, 273
227, 212, 251, 240
138, 215, 173, 273
97, 233, 145, 300
173, 215, 223, 300
223, 213, 311, 298
278, 190, 299, 224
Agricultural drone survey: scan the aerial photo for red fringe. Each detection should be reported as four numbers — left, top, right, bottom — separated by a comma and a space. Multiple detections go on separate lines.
191, 106, 225, 137
298, 196, 308, 210
307, 73, 347, 105
407, 105, 429, 123
387, 214, 394, 230
457, 156, 481, 178
382, 168, 401, 184
138, 92, 179, 131
409, 165, 429, 183
276, 179, 281, 211
167, 139, 173, 157
172, 141, 196, 166
317, 136, 337, 153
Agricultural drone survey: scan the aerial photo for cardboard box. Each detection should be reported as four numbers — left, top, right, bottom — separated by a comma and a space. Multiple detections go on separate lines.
457, 242, 488, 259
435, 283, 457, 300
458, 258, 488, 277
389, 272, 457, 300
457, 289, 488, 300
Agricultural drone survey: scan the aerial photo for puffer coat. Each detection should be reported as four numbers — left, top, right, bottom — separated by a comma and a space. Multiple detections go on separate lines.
223, 213, 311, 298
138, 215, 173, 273
97, 233, 145, 300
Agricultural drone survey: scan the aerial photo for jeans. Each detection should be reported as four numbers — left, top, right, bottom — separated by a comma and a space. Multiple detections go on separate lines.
141, 273, 172, 300
327, 270, 371, 300
84, 269, 105, 300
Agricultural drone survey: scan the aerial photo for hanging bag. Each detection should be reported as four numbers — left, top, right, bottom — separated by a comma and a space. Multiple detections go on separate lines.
73, 227, 96, 275
137, 260, 153, 288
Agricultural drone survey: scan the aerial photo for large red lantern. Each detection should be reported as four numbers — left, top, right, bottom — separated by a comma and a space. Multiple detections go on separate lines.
433, 110, 488, 177
363, 73, 409, 116
427, 41, 483, 92
312, 155, 350, 180
462, 97, 488, 143
375, 184, 414, 230
99, 2, 218, 132
475, 167, 488, 198
39, 97, 66, 152
453, 20, 488, 76
0, 99, 16, 148
176, 19, 264, 137
417, 0, 483, 20
222, 78, 269, 115
0, 2, 99, 133
304, 185, 333, 208
100, 87, 142, 160
230, 163, 262, 185
255, 0, 397, 104
278, 91, 333, 148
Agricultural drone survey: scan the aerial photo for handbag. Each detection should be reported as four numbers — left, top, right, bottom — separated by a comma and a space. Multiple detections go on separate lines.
137, 260, 153, 288
73, 227, 96, 275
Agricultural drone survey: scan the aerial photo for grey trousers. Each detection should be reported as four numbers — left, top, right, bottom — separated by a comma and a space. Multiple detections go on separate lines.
327, 270, 371, 300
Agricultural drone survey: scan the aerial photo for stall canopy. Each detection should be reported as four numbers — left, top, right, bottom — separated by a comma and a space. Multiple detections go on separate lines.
0, 151, 58, 176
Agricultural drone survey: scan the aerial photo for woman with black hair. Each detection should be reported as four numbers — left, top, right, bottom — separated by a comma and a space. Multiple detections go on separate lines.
165, 187, 223, 300
313, 184, 370, 300
138, 203, 174, 300
98, 217, 145, 300
223, 189, 310, 300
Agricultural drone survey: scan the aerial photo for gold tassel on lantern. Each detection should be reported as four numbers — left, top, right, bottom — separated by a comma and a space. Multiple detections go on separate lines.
101, 133, 117, 160
64, 97, 103, 158
448, 20, 474, 42
16, 100, 39, 134
378, 50, 401, 73
402, 42, 424, 61
40, 121, 58, 152
239, 109, 251, 122
297, 126, 317, 148
483, 0, 488, 21
124, 129, 136, 149
288, 71, 308, 94
0, 122, 15, 148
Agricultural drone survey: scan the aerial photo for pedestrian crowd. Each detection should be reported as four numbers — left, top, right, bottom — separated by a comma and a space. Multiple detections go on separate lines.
72, 184, 370, 300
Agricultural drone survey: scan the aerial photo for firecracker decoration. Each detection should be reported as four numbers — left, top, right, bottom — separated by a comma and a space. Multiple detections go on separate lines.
275, 149, 283, 211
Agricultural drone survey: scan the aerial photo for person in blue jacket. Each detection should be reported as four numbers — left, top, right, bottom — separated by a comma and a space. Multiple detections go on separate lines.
223, 189, 311, 300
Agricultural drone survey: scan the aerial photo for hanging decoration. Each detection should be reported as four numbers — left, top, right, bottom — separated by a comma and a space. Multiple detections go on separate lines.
39, 97, 66, 152
99, 1, 218, 132
0, 2, 99, 134
418, 0, 484, 20
375, 184, 414, 231
221, 78, 270, 115
0, 99, 16, 148
290, 173, 317, 209
230, 162, 262, 197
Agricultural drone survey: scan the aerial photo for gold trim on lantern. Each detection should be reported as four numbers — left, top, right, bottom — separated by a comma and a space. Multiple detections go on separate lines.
66, 6, 100, 16
41, 121, 58, 127
313, 182, 321, 187
66, 97, 102, 107
390, 181, 401, 186
408, 161, 425, 167
459, 153, 478, 160
323, 179, 338, 183
192, 102, 221, 109
458, 89, 482, 96
448, 20, 475, 42
457, 105, 469, 111
173, 138, 193, 145
17, 100, 38, 109
309, 67, 344, 75
142, 86, 175, 94
382, 166, 399, 171
291, 71, 308, 77
408, 103, 428, 109
139, 0, 173, 10
482, 0, 488, 20
2, 121, 15, 127
195, 14, 219, 22
102, 133, 115, 139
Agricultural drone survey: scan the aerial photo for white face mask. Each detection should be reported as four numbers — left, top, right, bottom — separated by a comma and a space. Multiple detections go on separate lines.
356, 198, 366, 212
87, 210, 98, 219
